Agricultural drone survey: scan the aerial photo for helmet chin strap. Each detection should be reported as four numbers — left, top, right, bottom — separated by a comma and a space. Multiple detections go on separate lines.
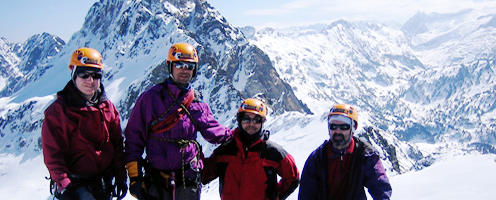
71, 65, 78, 81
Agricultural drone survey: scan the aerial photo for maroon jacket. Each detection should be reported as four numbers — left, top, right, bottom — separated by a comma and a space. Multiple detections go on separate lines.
202, 128, 300, 200
298, 137, 392, 200
42, 81, 126, 187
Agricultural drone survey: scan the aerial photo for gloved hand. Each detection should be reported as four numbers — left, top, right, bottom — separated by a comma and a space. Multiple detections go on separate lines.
58, 177, 72, 193
115, 178, 128, 200
129, 177, 146, 200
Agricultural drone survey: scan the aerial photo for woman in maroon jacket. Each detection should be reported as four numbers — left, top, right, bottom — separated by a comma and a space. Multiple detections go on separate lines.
42, 48, 127, 200
202, 98, 300, 200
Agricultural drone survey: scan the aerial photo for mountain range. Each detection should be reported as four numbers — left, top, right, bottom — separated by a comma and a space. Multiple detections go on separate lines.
0, 0, 495, 191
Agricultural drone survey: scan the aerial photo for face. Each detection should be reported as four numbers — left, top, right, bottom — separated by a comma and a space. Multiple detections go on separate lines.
240, 113, 263, 135
329, 119, 353, 149
74, 71, 101, 99
172, 62, 195, 85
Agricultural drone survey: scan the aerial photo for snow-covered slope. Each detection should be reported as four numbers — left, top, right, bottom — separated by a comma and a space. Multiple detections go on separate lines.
2, 152, 494, 199
0, 0, 496, 199
0, 0, 309, 158
249, 7, 496, 167
0, 33, 64, 97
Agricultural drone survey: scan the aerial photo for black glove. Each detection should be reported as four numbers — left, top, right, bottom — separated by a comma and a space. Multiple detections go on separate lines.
115, 179, 128, 200
129, 177, 146, 200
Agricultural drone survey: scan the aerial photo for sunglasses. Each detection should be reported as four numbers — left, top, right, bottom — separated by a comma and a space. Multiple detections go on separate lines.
77, 72, 102, 79
174, 61, 196, 70
241, 116, 263, 124
329, 123, 351, 130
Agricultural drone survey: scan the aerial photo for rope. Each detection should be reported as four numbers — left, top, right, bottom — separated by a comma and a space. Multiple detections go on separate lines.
150, 137, 201, 189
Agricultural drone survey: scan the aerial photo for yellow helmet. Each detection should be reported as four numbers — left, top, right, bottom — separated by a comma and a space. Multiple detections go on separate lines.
328, 104, 358, 129
69, 47, 103, 70
238, 98, 267, 119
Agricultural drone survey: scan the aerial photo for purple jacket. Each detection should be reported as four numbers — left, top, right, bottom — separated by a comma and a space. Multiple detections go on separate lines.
124, 80, 231, 173
298, 137, 392, 200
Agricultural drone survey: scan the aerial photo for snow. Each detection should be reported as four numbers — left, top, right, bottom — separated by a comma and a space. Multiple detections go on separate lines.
0, 154, 48, 199
106, 77, 126, 104
1, 1, 495, 200
0, 77, 6, 91
1, 151, 495, 199
390, 153, 496, 200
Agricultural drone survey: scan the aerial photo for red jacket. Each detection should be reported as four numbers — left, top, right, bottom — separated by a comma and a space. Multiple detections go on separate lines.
42, 81, 126, 187
202, 128, 300, 200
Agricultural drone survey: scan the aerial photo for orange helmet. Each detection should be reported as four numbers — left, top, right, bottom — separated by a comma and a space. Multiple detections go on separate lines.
166, 43, 199, 63
69, 47, 103, 70
166, 43, 199, 78
328, 104, 358, 130
237, 98, 267, 119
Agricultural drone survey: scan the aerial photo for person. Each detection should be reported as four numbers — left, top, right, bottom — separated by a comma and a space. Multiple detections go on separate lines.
124, 43, 232, 200
42, 47, 127, 199
202, 98, 300, 200
298, 104, 392, 200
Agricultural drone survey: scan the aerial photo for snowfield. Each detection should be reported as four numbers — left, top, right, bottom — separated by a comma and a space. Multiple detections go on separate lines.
1, 152, 495, 199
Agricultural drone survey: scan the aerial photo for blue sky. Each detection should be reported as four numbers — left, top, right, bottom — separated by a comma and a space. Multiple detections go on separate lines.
0, 0, 97, 43
1, 0, 495, 43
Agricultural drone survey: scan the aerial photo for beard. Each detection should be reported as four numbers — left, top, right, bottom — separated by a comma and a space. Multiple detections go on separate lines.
332, 133, 348, 147
243, 125, 260, 135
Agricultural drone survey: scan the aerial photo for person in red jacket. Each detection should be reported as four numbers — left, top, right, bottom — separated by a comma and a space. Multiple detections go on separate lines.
202, 98, 300, 200
42, 47, 127, 200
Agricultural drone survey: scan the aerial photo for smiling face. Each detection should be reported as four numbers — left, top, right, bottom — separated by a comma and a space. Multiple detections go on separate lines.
74, 71, 101, 100
171, 62, 194, 85
240, 112, 263, 135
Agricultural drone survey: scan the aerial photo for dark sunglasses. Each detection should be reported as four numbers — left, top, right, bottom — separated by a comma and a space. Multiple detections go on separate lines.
329, 123, 351, 130
77, 72, 102, 79
241, 116, 263, 124
174, 61, 196, 70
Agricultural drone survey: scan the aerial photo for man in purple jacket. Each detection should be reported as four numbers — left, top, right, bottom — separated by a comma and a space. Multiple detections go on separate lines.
124, 43, 232, 200
298, 104, 392, 200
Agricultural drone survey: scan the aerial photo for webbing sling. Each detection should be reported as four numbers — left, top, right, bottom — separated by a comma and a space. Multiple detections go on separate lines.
149, 86, 195, 134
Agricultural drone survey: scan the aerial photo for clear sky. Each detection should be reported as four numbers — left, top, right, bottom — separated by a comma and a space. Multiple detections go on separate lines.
0, 0, 97, 43
1, 0, 495, 43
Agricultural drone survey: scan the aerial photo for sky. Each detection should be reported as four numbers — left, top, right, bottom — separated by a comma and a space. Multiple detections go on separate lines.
0, 0, 97, 43
1, 0, 496, 43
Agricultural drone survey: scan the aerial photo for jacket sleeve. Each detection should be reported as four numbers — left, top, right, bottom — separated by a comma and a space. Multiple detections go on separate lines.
277, 153, 300, 199
201, 153, 219, 184
41, 103, 71, 184
363, 153, 392, 200
194, 103, 232, 144
124, 93, 149, 163
298, 151, 320, 200
108, 102, 127, 183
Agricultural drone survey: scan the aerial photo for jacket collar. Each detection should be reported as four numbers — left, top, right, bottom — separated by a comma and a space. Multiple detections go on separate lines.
166, 78, 191, 92
233, 128, 264, 149
57, 80, 107, 108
